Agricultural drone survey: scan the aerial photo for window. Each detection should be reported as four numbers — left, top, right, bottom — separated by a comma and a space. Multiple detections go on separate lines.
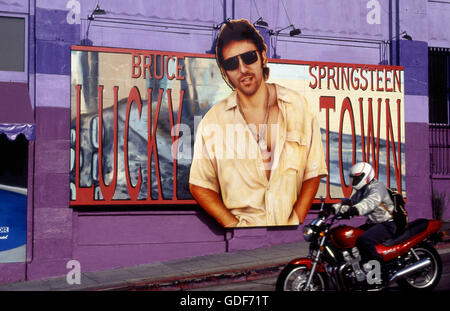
429, 47, 450, 125
0, 15, 27, 82
429, 47, 450, 176
0, 16, 25, 72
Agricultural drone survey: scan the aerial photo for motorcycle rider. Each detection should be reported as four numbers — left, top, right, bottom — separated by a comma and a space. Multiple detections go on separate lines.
329, 162, 397, 269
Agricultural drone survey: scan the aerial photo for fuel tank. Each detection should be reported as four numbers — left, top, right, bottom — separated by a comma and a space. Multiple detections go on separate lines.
330, 225, 365, 249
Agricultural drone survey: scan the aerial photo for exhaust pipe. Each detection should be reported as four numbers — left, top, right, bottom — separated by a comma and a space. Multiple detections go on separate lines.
388, 258, 432, 284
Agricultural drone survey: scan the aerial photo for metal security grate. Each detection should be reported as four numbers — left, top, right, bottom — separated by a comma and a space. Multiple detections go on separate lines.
429, 47, 450, 176
429, 47, 450, 125
429, 124, 449, 176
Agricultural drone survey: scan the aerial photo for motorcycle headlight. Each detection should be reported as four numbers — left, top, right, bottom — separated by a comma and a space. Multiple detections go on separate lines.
303, 225, 315, 241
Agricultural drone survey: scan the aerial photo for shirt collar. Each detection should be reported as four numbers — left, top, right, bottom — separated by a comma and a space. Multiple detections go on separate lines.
224, 91, 238, 111
274, 83, 292, 104
223, 83, 292, 112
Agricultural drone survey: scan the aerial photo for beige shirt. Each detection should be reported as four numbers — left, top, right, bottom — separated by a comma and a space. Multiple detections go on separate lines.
189, 83, 328, 227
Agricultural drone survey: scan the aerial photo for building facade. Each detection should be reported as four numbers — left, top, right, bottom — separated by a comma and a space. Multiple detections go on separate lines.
0, 0, 449, 284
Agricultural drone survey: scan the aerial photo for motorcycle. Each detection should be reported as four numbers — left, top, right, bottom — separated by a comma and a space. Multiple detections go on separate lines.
276, 198, 445, 291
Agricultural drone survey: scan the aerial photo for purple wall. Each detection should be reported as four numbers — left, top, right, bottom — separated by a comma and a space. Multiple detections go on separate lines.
0, 0, 449, 284
432, 179, 450, 220
427, 0, 450, 221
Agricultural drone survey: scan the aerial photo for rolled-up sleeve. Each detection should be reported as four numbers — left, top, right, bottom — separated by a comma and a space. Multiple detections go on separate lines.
189, 120, 220, 193
303, 115, 328, 181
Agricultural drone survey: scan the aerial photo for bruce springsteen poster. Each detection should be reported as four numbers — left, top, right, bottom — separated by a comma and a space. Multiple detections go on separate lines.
70, 46, 404, 221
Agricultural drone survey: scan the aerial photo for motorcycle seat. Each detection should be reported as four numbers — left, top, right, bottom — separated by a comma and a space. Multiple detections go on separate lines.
382, 218, 429, 247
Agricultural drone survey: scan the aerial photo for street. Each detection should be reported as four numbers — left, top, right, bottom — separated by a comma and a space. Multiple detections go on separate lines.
189, 251, 450, 291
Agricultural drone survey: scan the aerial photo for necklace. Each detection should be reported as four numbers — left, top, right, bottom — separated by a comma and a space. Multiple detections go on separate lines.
237, 86, 270, 150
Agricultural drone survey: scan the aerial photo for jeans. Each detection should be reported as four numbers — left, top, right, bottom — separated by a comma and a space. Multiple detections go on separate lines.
356, 221, 397, 262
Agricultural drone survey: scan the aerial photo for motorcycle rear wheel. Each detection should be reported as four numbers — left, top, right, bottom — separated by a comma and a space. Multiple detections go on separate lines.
276, 264, 327, 291
397, 242, 442, 291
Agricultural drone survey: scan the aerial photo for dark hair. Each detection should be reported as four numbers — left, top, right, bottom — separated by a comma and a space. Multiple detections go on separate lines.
216, 19, 270, 81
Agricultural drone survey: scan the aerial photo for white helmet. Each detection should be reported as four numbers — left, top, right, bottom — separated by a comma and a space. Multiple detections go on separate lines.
349, 162, 375, 190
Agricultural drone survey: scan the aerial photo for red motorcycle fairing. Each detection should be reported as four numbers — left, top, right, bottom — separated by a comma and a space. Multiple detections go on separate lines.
377, 219, 442, 261
329, 220, 442, 262
289, 257, 326, 272
330, 225, 364, 249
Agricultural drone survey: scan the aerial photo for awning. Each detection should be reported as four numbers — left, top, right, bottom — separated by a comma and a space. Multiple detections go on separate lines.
0, 82, 35, 140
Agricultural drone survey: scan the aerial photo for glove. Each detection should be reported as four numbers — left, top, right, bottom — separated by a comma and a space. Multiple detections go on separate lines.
331, 203, 342, 214
318, 205, 334, 218
341, 198, 353, 207
341, 206, 359, 219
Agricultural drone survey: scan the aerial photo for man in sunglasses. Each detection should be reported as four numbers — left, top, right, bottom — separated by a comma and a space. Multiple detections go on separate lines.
189, 19, 327, 227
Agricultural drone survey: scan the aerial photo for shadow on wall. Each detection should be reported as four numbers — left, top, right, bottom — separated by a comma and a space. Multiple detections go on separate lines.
432, 191, 446, 221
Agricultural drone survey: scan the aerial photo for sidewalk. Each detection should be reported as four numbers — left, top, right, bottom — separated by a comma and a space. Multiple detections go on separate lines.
1, 230, 449, 291
0, 241, 310, 291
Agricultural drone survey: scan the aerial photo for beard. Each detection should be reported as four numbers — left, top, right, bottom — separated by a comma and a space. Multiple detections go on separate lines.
233, 72, 263, 97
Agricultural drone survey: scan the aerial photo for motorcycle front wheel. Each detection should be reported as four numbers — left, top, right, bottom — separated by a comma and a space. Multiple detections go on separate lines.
397, 242, 442, 291
276, 264, 327, 291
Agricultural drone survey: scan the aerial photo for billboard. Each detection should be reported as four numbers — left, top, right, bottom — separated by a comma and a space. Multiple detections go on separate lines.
70, 46, 404, 212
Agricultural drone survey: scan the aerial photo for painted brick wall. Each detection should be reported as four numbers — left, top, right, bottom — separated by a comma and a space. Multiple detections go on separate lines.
1, 0, 448, 283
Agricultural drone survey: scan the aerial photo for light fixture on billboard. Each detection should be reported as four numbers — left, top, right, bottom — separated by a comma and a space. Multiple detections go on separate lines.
400, 31, 412, 41
88, 3, 106, 20
254, 17, 269, 27
289, 27, 301, 37
270, 24, 301, 37
385, 31, 413, 43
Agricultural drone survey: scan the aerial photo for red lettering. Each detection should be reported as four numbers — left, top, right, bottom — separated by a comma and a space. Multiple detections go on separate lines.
385, 98, 402, 192
154, 53, 164, 80
97, 85, 118, 202
369, 68, 376, 91
309, 65, 318, 89
318, 65, 326, 89
338, 97, 356, 198
385, 69, 393, 92
359, 97, 380, 174
176, 56, 185, 80
124, 86, 143, 201
147, 88, 164, 200
375, 98, 382, 178
327, 66, 337, 90
341, 66, 350, 91
393, 69, 402, 92
75, 84, 94, 202
376, 69, 384, 91
166, 56, 176, 80
131, 53, 141, 78
360, 68, 368, 91
143, 54, 152, 79
351, 67, 360, 90
359, 98, 366, 162
167, 89, 185, 200
320, 96, 336, 200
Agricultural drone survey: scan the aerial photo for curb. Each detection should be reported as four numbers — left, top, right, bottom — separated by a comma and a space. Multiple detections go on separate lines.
89, 264, 287, 291
89, 240, 450, 291
435, 239, 450, 250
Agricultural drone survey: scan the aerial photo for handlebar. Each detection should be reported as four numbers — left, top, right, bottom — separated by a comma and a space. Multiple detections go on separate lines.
315, 196, 354, 223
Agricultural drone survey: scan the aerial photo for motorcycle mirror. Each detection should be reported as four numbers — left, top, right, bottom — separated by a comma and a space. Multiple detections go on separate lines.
319, 196, 325, 211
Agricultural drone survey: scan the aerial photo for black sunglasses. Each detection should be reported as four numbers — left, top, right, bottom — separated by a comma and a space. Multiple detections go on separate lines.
221, 50, 259, 71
